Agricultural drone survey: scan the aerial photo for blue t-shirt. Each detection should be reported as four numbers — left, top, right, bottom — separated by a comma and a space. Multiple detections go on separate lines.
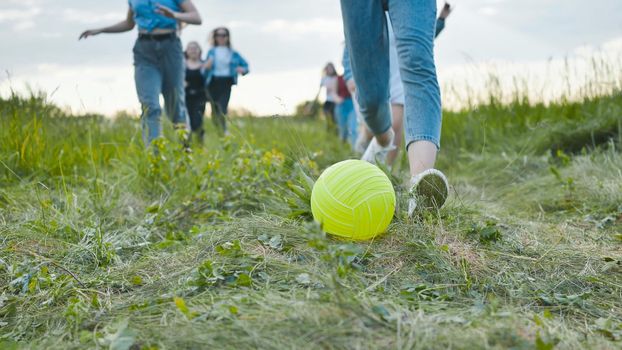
128, 0, 184, 32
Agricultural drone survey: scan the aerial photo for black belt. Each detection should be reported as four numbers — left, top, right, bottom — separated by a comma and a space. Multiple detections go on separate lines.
138, 32, 176, 41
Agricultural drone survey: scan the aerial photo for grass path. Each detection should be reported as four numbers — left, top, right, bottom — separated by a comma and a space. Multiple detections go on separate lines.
0, 93, 621, 349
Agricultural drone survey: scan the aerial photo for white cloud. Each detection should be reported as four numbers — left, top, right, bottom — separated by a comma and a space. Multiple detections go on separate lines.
6, 0, 43, 5
261, 18, 342, 38
61, 8, 126, 24
478, 6, 498, 16
0, 7, 41, 22
12, 20, 35, 32
40, 32, 62, 38
226, 20, 253, 29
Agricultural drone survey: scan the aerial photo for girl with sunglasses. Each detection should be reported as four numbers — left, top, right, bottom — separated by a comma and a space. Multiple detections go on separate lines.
204, 27, 250, 135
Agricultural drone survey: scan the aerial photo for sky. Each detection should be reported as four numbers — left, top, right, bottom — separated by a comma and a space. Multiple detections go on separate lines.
0, 0, 621, 116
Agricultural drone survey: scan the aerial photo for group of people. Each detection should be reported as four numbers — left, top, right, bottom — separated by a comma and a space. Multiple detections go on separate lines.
183, 28, 249, 142
79, 0, 249, 145
79, 0, 454, 217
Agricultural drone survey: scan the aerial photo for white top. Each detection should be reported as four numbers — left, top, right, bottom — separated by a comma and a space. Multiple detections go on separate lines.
213, 47, 233, 77
321, 76, 338, 103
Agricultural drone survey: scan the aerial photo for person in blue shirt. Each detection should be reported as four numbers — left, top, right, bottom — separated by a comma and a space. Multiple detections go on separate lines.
79, 1, 202, 147
204, 27, 250, 135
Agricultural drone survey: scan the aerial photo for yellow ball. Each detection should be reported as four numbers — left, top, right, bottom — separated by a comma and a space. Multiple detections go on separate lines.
311, 159, 396, 240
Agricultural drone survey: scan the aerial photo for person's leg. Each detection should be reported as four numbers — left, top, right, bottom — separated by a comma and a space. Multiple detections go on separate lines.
389, 0, 447, 214
336, 102, 349, 142
387, 103, 404, 166
387, 0, 442, 177
161, 37, 190, 138
186, 95, 199, 131
215, 78, 233, 133
196, 99, 206, 142
218, 78, 233, 115
352, 93, 373, 154
329, 103, 338, 133
133, 39, 163, 146
340, 0, 393, 147
355, 123, 374, 154
322, 101, 336, 132
208, 79, 227, 133
342, 98, 358, 147
186, 95, 205, 143
407, 141, 438, 175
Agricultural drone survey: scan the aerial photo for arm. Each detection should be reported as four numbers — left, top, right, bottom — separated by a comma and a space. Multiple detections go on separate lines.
156, 0, 202, 25
79, 8, 135, 39
202, 49, 214, 70
435, 2, 452, 38
203, 57, 214, 70
341, 46, 356, 94
434, 18, 445, 38
235, 53, 250, 75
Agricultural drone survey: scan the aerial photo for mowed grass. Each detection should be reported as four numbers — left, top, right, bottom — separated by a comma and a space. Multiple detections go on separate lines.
0, 89, 621, 350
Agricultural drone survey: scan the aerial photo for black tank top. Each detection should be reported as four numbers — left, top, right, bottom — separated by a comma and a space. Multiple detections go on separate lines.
185, 68, 206, 98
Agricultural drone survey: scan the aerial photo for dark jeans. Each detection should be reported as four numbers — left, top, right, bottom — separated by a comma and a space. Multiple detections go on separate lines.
323, 101, 337, 132
133, 35, 189, 145
186, 92, 207, 141
207, 77, 234, 133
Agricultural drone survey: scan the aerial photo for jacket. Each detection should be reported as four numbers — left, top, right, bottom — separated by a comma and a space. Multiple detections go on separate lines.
204, 47, 250, 85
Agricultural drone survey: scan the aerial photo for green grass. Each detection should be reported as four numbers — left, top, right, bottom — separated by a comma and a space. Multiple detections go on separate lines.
0, 89, 621, 349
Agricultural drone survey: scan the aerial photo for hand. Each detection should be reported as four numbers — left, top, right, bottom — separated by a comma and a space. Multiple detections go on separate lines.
346, 79, 356, 94
155, 4, 178, 19
203, 58, 214, 70
236, 67, 246, 75
439, 2, 452, 20
79, 29, 101, 40
335, 96, 344, 104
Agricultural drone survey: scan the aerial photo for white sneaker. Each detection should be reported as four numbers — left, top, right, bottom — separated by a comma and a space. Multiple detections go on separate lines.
361, 130, 395, 165
407, 169, 449, 217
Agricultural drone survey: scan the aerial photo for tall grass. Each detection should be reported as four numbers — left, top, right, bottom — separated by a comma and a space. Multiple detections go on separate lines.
0, 77, 621, 349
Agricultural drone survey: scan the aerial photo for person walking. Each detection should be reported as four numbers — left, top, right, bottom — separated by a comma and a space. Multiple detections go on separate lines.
79, 0, 202, 146
346, 3, 453, 167
340, 0, 449, 216
204, 27, 249, 135
184, 41, 208, 143
319, 63, 340, 132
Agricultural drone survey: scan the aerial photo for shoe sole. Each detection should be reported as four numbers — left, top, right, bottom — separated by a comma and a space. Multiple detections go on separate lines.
411, 169, 449, 211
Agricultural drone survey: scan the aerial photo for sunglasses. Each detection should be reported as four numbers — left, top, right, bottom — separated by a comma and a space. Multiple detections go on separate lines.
215, 32, 228, 37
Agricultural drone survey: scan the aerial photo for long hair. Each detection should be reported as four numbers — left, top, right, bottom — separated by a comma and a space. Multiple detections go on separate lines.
209, 27, 231, 48
323, 62, 337, 77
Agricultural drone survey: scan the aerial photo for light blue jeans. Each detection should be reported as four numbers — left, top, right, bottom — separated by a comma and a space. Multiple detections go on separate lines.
133, 36, 189, 145
336, 98, 359, 148
340, 0, 442, 149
